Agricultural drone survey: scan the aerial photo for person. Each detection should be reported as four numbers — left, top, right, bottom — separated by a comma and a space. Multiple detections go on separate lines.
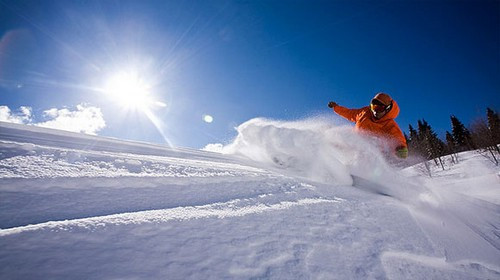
328, 92, 408, 158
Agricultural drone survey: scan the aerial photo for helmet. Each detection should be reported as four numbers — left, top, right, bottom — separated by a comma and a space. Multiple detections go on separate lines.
370, 92, 393, 118
372, 92, 392, 106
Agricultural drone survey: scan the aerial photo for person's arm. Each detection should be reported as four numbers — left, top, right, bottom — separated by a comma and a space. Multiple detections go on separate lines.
328, 102, 362, 123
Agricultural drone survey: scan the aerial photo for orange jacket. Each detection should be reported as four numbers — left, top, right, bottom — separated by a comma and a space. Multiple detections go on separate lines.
333, 101, 407, 149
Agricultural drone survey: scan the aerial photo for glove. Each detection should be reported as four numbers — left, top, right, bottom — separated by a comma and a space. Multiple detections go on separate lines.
396, 146, 408, 159
328, 101, 337, 108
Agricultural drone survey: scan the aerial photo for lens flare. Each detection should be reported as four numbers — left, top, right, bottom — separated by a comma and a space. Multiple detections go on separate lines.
203, 114, 213, 123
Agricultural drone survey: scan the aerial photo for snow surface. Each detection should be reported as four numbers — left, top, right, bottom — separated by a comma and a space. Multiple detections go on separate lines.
0, 119, 499, 279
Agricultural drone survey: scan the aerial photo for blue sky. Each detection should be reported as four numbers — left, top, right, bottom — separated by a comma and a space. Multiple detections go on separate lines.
0, 0, 498, 148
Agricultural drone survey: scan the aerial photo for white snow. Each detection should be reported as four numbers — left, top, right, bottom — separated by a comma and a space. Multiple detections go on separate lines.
0, 119, 499, 279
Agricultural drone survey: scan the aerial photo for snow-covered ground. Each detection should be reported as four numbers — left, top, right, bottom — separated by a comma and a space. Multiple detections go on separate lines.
0, 119, 499, 279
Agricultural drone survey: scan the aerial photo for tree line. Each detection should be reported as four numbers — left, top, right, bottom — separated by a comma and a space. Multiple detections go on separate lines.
405, 108, 500, 170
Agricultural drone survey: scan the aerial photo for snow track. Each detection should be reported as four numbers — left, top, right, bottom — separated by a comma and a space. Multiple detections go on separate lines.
0, 196, 342, 237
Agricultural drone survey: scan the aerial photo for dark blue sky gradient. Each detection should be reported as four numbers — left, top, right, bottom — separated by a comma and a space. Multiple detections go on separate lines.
0, 0, 498, 148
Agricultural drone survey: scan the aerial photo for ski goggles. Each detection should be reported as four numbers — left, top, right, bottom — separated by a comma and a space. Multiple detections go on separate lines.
370, 99, 390, 113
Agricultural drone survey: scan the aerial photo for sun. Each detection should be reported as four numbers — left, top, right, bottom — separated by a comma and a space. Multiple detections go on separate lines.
104, 71, 153, 110
101, 68, 171, 146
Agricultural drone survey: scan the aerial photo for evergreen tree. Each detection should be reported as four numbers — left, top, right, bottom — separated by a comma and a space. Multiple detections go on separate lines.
417, 119, 446, 169
487, 108, 500, 145
417, 120, 429, 158
470, 117, 499, 165
409, 125, 419, 142
445, 131, 458, 163
450, 115, 474, 151
445, 131, 455, 149
407, 124, 423, 157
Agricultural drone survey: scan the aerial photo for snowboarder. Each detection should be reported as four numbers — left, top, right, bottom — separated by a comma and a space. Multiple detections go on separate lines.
328, 92, 408, 158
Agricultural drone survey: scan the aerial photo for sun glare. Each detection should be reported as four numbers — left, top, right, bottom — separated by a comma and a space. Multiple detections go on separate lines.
104, 72, 153, 110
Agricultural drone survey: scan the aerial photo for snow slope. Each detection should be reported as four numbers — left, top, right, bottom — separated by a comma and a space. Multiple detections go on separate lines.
0, 119, 499, 279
